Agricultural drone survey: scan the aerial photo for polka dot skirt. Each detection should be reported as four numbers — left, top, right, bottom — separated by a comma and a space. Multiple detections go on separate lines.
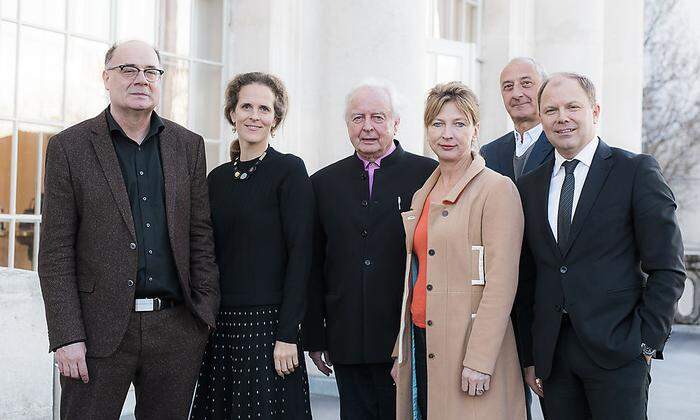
190, 305, 311, 419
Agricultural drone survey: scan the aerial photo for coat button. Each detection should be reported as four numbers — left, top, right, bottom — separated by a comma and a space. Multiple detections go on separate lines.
361, 200, 368, 207
129, 242, 136, 250
426, 284, 433, 291
427, 320, 433, 326
361, 229, 368, 237
364, 259, 371, 266
442, 210, 449, 217
428, 249, 435, 256
428, 353, 435, 359
555, 304, 562, 312
560, 266, 568, 274
127, 279, 134, 287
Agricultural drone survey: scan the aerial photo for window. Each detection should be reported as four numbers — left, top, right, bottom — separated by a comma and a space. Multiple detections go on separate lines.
423, 0, 481, 155
0, 0, 227, 270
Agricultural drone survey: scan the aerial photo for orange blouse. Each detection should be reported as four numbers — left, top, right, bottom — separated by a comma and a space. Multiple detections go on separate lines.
410, 196, 430, 328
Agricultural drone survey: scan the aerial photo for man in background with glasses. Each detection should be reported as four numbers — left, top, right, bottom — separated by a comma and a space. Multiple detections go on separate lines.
38, 40, 220, 419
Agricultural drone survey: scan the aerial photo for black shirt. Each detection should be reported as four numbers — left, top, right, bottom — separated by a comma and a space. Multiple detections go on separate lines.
106, 108, 183, 301
207, 147, 314, 342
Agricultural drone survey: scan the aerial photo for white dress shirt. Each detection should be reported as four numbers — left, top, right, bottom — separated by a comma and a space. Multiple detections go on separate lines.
514, 123, 543, 157
548, 137, 599, 239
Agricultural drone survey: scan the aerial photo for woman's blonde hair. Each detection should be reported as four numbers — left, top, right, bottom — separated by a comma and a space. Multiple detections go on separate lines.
424, 81, 480, 151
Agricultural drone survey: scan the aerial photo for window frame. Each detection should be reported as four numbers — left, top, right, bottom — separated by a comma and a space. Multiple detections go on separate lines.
0, 0, 229, 271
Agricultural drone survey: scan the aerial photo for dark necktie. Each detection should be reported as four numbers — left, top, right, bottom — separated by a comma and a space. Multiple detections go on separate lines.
557, 159, 580, 253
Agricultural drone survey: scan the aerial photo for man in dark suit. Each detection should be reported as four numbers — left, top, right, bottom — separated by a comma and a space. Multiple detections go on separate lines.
481, 57, 553, 420
481, 57, 553, 182
303, 81, 436, 419
517, 72, 686, 420
38, 40, 219, 419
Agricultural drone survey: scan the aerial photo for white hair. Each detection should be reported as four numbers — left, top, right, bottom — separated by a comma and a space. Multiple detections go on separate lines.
508, 57, 548, 80
344, 78, 402, 120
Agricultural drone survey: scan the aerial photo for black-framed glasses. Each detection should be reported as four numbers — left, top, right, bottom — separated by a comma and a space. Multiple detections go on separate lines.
106, 64, 165, 82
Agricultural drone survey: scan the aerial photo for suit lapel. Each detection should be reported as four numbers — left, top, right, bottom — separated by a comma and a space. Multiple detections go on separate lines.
159, 126, 179, 249
524, 132, 553, 174
562, 140, 613, 257
532, 158, 559, 256
89, 112, 136, 240
496, 134, 516, 181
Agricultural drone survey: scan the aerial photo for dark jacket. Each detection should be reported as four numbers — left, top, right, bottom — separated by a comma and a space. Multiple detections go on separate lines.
302, 141, 437, 364
480, 130, 553, 182
516, 139, 686, 379
38, 109, 220, 357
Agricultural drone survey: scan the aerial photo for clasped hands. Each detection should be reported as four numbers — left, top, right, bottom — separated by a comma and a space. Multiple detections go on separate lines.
390, 359, 492, 397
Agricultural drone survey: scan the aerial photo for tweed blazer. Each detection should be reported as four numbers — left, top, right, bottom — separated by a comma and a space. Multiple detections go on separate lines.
38, 109, 220, 357
393, 154, 526, 420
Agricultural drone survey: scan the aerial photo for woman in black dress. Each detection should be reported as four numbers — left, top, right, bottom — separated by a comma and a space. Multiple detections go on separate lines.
191, 72, 313, 419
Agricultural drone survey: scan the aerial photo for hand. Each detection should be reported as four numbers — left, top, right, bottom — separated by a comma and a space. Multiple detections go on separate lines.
55, 342, 89, 383
524, 366, 543, 397
462, 367, 490, 396
390, 359, 399, 383
273, 341, 299, 377
309, 350, 333, 376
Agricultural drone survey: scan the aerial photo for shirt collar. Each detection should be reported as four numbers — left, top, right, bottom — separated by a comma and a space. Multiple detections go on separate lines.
106, 106, 165, 141
513, 123, 543, 156
356, 140, 397, 169
552, 136, 599, 177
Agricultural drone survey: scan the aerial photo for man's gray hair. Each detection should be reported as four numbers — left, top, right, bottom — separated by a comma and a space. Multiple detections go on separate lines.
104, 41, 161, 66
509, 57, 548, 80
344, 78, 402, 120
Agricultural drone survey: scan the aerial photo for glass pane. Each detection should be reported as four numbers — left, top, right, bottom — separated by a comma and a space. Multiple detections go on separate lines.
160, 57, 189, 127
0, 22, 17, 116
17, 125, 54, 218
436, 54, 462, 83
0, 121, 12, 216
159, 0, 191, 56
191, 62, 220, 139
460, 3, 476, 43
117, 0, 156, 44
1, 0, 18, 19
15, 222, 37, 270
205, 140, 221, 174
432, 0, 474, 42
17, 27, 65, 122
68, 0, 110, 40
0, 220, 9, 267
65, 37, 110, 125
192, 0, 222, 61
21, 0, 66, 30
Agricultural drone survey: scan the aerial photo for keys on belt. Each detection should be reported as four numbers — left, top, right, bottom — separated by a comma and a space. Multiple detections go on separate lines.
134, 297, 178, 312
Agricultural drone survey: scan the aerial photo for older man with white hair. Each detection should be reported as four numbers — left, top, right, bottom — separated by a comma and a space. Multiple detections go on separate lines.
303, 80, 436, 419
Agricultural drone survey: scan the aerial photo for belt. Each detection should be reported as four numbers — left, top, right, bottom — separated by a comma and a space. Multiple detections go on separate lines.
134, 297, 180, 312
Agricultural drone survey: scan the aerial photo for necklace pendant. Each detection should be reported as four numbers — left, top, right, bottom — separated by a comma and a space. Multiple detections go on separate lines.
240, 172, 248, 180
234, 171, 241, 178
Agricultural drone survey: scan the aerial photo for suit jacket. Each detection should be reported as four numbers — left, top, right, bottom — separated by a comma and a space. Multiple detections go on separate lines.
38, 109, 220, 357
302, 141, 437, 364
480, 130, 553, 182
517, 139, 685, 379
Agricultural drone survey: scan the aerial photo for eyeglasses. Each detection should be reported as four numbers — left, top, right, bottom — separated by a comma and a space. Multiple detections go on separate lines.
106, 64, 165, 82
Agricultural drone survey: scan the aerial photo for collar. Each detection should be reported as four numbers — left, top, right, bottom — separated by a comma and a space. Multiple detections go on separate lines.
356, 140, 397, 169
552, 136, 599, 177
513, 123, 543, 155
106, 106, 165, 141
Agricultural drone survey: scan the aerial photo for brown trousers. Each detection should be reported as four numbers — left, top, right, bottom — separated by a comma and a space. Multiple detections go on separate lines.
60, 305, 209, 420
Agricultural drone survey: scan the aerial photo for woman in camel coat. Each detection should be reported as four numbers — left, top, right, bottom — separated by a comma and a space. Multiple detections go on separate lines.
391, 81, 526, 419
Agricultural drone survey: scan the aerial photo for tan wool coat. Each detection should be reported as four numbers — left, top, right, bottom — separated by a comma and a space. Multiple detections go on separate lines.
393, 154, 526, 420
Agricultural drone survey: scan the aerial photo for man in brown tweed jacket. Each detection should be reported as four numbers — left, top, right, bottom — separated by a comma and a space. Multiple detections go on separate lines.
38, 40, 220, 419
